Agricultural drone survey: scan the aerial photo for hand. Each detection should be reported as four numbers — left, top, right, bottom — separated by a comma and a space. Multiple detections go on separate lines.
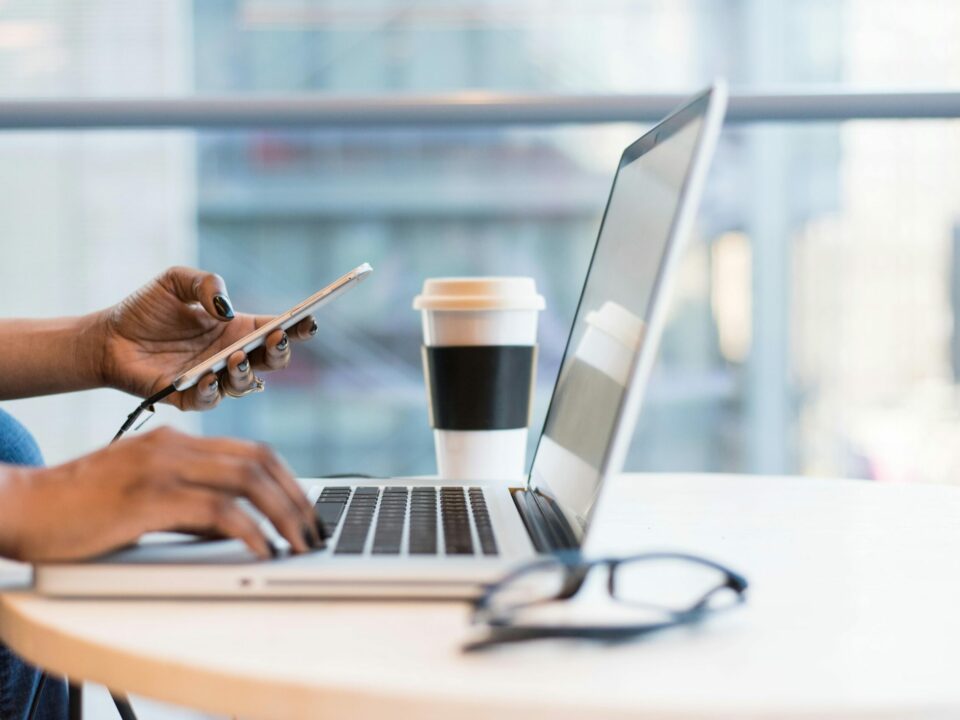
96, 266, 318, 410
0, 426, 323, 562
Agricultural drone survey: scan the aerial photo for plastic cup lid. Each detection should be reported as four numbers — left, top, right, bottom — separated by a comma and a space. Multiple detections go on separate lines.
585, 301, 645, 350
413, 277, 546, 311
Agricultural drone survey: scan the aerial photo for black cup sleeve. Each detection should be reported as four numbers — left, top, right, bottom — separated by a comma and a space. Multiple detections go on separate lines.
422, 345, 537, 431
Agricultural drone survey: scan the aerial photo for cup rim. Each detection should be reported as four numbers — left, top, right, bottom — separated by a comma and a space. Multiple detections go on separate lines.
413, 276, 546, 311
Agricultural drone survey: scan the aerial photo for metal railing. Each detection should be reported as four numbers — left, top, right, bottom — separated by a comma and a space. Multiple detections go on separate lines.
0, 90, 958, 129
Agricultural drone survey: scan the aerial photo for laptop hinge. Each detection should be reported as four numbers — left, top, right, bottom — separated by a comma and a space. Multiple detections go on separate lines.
510, 488, 580, 554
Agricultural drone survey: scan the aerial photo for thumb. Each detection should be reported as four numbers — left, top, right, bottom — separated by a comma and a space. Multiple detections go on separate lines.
161, 266, 235, 322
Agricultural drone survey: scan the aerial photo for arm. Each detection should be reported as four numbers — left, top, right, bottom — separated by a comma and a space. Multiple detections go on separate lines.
0, 266, 317, 408
0, 314, 107, 400
0, 266, 326, 562
0, 426, 323, 562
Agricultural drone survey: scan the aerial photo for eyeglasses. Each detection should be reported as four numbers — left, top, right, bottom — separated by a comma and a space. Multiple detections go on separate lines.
465, 551, 748, 651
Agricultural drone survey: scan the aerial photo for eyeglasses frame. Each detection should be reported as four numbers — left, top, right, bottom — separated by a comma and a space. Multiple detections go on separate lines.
465, 551, 748, 651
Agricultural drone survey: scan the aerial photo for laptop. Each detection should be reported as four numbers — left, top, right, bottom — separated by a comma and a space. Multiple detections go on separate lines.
35, 83, 727, 599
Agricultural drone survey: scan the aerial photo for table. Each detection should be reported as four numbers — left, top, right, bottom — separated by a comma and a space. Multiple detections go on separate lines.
2, 473, 959, 720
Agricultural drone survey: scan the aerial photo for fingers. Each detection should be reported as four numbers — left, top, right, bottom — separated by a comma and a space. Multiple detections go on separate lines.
163, 486, 273, 560
229, 327, 296, 378
249, 314, 316, 343
174, 433, 319, 546
260, 329, 291, 372
138, 427, 318, 554
160, 266, 235, 322
222, 350, 257, 395
244, 316, 318, 373
290, 315, 319, 341
176, 373, 222, 412
182, 456, 312, 554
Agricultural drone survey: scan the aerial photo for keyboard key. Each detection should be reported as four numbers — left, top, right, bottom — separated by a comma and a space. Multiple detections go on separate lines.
314, 501, 346, 539
372, 488, 408, 554
320, 486, 352, 498
335, 487, 380, 555
409, 487, 437, 555
441, 487, 473, 555
469, 487, 498, 556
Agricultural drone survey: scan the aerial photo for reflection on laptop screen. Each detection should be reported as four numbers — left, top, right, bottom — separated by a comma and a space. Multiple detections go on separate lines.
529, 110, 706, 532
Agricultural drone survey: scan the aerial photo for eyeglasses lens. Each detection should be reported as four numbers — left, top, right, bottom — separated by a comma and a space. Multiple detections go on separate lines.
612, 557, 738, 611
485, 561, 570, 617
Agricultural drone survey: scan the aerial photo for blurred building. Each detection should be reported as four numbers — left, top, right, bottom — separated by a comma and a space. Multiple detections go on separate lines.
192, 0, 841, 478
5, 0, 960, 486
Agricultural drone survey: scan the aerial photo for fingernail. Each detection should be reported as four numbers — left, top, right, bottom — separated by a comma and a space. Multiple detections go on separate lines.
276, 333, 289, 352
213, 294, 235, 320
309, 320, 318, 336
268, 541, 281, 559
303, 525, 324, 551
205, 377, 219, 395
237, 358, 249, 373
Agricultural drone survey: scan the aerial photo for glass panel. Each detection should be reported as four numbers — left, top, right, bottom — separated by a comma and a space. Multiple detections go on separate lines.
5, 118, 960, 487
195, 124, 625, 475
0, 0, 922, 99
2, 1, 960, 489
0, 130, 199, 461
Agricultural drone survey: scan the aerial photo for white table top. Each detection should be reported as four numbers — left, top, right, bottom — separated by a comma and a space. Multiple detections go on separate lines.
1, 473, 958, 720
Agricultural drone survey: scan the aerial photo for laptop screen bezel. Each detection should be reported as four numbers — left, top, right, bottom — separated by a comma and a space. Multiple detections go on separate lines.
525, 84, 727, 543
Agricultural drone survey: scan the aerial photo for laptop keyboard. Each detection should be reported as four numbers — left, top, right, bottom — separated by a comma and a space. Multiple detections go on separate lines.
315, 486, 498, 557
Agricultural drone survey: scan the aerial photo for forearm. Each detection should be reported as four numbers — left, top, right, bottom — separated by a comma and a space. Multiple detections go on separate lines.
0, 465, 29, 560
0, 313, 107, 399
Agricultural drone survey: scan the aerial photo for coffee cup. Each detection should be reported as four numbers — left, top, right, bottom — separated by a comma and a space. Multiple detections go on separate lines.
413, 277, 545, 481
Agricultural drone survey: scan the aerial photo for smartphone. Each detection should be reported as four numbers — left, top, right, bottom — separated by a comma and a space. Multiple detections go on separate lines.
171, 263, 373, 392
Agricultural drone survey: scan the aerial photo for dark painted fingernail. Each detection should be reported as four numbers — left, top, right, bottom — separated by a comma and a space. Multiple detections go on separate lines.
276, 333, 289, 352
205, 377, 219, 395
303, 524, 325, 551
213, 294, 235, 320
309, 320, 318, 336
268, 540, 281, 559
315, 516, 329, 540
237, 358, 249, 373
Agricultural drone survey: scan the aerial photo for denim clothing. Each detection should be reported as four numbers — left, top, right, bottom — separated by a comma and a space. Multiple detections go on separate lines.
0, 408, 67, 720
0, 408, 43, 468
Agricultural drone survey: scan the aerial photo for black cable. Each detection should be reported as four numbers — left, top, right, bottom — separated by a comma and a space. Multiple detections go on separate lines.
111, 385, 177, 443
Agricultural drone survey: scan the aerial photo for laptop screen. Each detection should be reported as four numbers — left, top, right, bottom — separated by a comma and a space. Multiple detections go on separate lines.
528, 93, 713, 534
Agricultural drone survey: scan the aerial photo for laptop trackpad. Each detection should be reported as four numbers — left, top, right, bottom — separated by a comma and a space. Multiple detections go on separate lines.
96, 533, 261, 565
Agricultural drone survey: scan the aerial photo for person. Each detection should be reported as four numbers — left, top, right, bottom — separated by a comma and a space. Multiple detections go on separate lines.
0, 266, 323, 718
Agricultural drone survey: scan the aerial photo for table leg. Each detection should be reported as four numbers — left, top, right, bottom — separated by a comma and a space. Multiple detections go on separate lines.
111, 692, 138, 720
68, 682, 82, 720
28, 675, 138, 720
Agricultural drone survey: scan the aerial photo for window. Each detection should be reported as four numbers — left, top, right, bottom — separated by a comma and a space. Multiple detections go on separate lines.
2, 0, 959, 485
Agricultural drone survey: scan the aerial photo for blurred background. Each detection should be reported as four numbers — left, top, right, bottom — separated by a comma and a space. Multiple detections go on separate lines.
2, 0, 960, 488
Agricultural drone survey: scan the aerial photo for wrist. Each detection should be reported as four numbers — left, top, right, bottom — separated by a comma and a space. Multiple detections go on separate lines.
0, 314, 113, 400
76, 309, 112, 390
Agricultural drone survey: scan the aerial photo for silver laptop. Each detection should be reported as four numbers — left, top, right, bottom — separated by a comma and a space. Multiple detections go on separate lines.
35, 83, 727, 599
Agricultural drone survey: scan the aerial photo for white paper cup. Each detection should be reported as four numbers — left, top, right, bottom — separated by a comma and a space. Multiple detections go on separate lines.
414, 278, 545, 481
